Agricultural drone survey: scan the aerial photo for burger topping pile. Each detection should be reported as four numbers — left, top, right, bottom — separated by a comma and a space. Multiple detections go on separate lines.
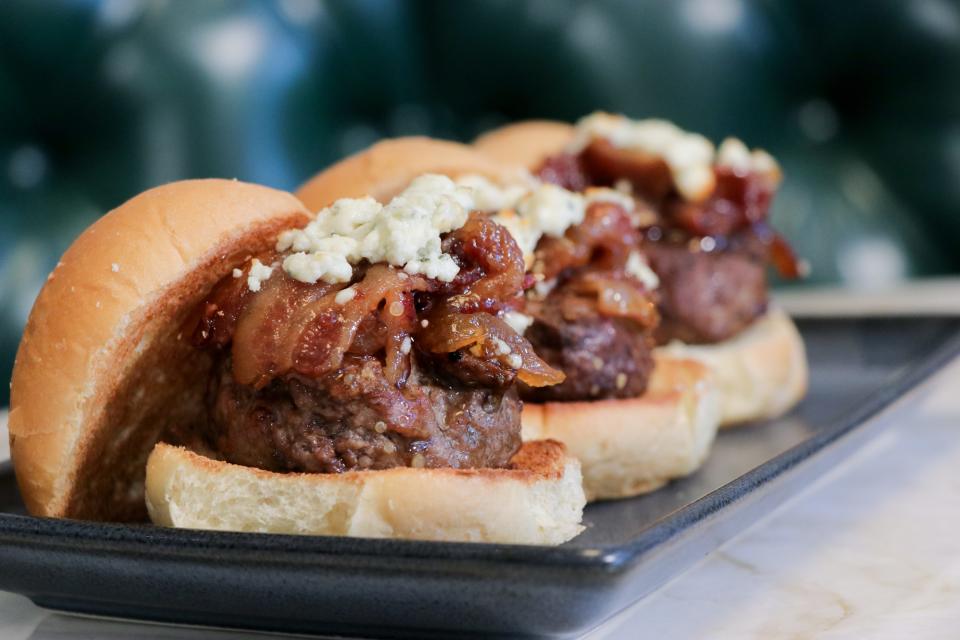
536, 112, 804, 344
186, 177, 565, 474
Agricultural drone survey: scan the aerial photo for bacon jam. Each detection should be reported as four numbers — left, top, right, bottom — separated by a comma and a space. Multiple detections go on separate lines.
536, 125, 802, 345
186, 211, 563, 474
518, 198, 660, 402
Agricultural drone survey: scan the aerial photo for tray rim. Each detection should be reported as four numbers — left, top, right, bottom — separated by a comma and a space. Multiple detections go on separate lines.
1, 316, 959, 578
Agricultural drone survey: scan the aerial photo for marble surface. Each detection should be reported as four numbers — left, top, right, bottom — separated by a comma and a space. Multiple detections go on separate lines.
1, 360, 959, 639
776, 277, 960, 317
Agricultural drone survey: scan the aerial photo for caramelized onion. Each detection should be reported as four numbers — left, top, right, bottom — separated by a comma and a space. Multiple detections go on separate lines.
441, 213, 527, 314
194, 212, 564, 392
231, 265, 427, 387
666, 167, 775, 238
767, 231, 803, 279
418, 312, 565, 388
537, 152, 592, 192
580, 140, 674, 200
552, 143, 804, 281
535, 201, 638, 280
565, 273, 659, 328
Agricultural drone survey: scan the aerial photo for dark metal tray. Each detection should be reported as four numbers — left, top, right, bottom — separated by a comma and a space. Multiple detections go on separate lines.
0, 316, 957, 639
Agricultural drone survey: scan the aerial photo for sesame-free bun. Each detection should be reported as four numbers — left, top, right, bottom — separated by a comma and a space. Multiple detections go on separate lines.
296, 136, 526, 209
145, 439, 585, 544
473, 121, 575, 169
299, 136, 726, 499
9, 176, 588, 544
473, 123, 808, 426
656, 309, 808, 427
522, 358, 719, 501
9, 179, 312, 521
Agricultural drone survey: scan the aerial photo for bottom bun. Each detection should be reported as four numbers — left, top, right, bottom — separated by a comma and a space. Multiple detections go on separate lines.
655, 308, 807, 427
521, 358, 719, 501
145, 440, 585, 545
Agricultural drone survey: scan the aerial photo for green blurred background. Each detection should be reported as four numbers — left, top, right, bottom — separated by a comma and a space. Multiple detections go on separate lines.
1, 0, 959, 403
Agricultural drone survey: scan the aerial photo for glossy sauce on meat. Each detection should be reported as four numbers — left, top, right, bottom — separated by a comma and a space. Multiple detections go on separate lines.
188, 212, 563, 473
536, 140, 801, 344
520, 201, 660, 401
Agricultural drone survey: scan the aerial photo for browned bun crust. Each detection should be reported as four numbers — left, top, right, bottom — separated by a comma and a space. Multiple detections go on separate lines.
522, 357, 719, 501
473, 121, 575, 169
296, 136, 526, 210
9, 179, 311, 520
145, 439, 585, 544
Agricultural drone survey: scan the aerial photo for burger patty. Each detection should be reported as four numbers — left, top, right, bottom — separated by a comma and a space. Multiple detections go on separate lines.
647, 243, 768, 345
520, 287, 655, 402
205, 354, 522, 473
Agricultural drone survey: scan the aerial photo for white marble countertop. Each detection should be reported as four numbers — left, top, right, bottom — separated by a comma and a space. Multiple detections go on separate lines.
585, 356, 960, 640
1, 289, 959, 638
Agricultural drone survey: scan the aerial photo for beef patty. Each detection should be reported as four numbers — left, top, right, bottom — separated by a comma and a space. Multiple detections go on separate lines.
205, 354, 522, 473
520, 282, 655, 402
647, 242, 768, 344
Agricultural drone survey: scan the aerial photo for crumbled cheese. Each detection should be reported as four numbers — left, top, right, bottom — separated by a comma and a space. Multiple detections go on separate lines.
506, 353, 523, 369
400, 336, 412, 355
584, 187, 635, 213
247, 258, 273, 292
568, 113, 716, 202
232, 268, 243, 278
750, 149, 779, 174
459, 176, 637, 269
569, 112, 784, 200
625, 251, 660, 290
453, 175, 585, 268
516, 183, 585, 238
486, 182, 588, 268
531, 277, 557, 300
455, 174, 529, 211
490, 337, 512, 356
420, 319, 429, 328
716, 137, 752, 173
278, 174, 474, 284
334, 286, 356, 305
502, 310, 534, 335
717, 138, 781, 183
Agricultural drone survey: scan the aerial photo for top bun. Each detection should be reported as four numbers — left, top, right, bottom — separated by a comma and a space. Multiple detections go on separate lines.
473, 121, 575, 169
9, 179, 310, 520
296, 137, 525, 209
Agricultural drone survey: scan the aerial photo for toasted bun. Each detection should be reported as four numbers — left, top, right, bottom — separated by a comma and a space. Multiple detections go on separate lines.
473, 121, 575, 168
472, 126, 808, 427
9, 180, 312, 520
656, 309, 808, 427
296, 137, 526, 210
145, 440, 585, 545
521, 358, 719, 501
